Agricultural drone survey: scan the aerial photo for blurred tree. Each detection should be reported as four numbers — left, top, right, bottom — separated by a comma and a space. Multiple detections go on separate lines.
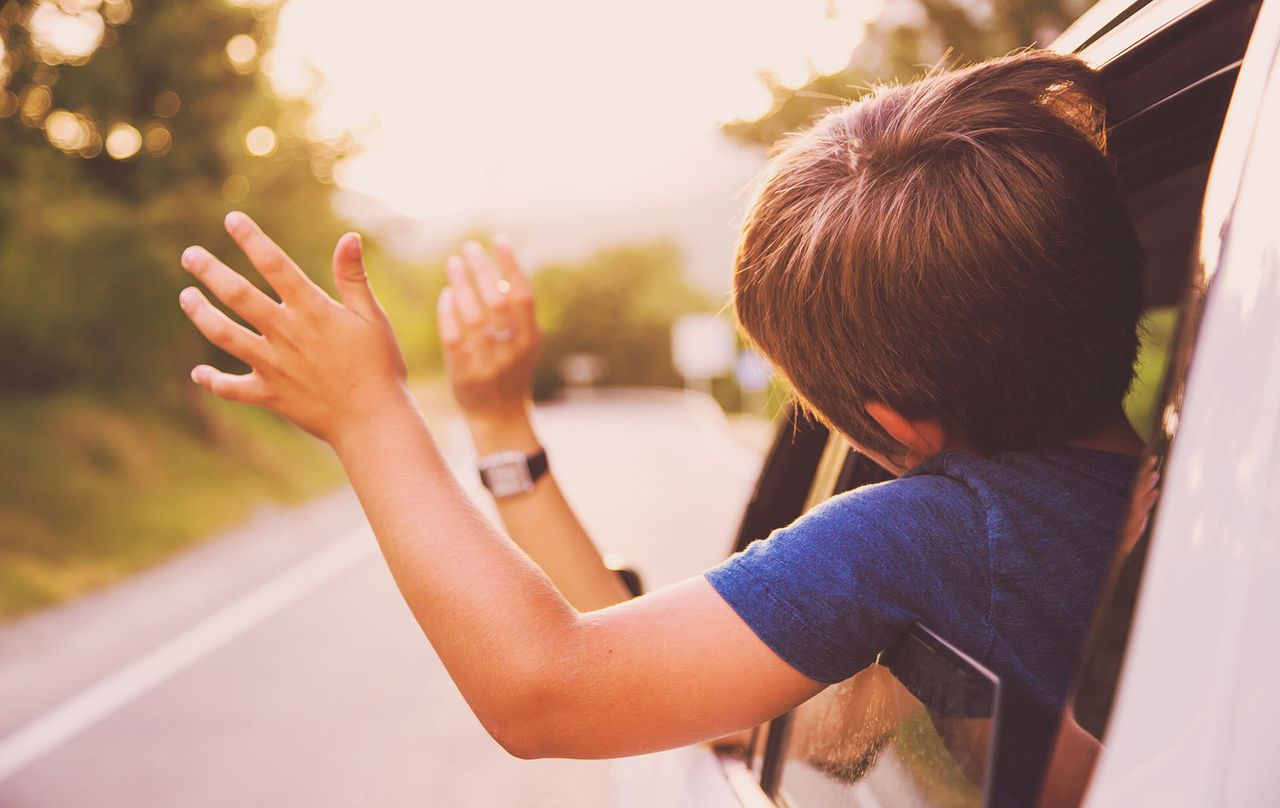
725, 0, 1097, 147
0, 0, 353, 404
531, 242, 714, 400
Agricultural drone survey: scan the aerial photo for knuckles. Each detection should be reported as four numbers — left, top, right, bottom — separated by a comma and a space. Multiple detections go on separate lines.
224, 283, 252, 310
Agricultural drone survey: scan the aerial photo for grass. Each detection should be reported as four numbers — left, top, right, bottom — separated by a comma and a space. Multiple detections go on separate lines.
0, 391, 345, 621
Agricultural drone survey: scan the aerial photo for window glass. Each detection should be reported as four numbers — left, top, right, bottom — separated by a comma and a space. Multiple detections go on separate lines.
776, 627, 999, 808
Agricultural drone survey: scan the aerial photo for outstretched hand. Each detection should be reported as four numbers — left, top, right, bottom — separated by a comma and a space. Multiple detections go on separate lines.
179, 211, 410, 446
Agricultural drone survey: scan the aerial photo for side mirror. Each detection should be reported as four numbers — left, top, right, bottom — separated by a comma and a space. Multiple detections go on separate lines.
603, 554, 644, 597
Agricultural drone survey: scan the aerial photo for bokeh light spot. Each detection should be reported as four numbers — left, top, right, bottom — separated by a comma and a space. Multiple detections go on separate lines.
244, 125, 277, 157
0, 91, 18, 118
154, 90, 181, 118
225, 34, 258, 73
105, 122, 142, 159
44, 109, 94, 152
102, 0, 132, 26
143, 123, 172, 155
20, 85, 53, 126
79, 132, 103, 158
810, 19, 860, 76
28, 1, 106, 65
223, 173, 251, 203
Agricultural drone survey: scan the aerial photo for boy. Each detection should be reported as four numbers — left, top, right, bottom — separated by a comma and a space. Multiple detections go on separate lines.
177, 50, 1145, 805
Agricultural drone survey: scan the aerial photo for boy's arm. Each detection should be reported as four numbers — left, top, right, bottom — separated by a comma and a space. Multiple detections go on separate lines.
436, 241, 630, 612
464, 410, 632, 611
178, 213, 822, 757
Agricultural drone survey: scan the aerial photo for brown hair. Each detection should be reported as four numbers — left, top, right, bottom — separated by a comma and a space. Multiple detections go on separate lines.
734, 50, 1143, 456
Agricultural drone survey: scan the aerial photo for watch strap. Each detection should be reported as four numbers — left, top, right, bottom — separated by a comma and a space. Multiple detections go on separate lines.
525, 448, 549, 484
478, 447, 549, 498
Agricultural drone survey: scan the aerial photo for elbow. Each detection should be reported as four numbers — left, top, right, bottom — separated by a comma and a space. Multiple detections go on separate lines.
481, 691, 563, 761
489, 718, 552, 761
477, 662, 574, 760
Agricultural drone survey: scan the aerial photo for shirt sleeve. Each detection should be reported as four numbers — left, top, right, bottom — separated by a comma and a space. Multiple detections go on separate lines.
704, 474, 988, 684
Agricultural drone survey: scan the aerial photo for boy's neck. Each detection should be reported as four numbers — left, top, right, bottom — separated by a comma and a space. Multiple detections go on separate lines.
1063, 410, 1146, 457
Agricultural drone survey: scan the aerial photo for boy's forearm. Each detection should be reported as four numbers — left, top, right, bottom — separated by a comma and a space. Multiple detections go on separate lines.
330, 397, 579, 739
467, 410, 631, 611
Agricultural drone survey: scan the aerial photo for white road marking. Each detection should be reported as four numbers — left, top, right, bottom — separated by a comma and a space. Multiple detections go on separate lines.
0, 530, 375, 782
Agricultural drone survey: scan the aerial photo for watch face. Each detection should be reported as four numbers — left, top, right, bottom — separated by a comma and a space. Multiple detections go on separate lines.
480, 451, 535, 498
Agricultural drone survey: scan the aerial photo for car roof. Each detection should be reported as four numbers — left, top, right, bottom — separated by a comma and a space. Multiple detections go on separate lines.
1053, 0, 1215, 63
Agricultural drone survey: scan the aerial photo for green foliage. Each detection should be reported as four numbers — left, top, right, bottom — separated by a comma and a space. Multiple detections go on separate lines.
724, 0, 1097, 147
531, 242, 715, 399
0, 0, 351, 398
1124, 306, 1179, 443
0, 391, 342, 619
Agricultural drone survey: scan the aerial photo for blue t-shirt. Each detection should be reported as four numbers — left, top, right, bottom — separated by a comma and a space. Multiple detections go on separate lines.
705, 446, 1138, 806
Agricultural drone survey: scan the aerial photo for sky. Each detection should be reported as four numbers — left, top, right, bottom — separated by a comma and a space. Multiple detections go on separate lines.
265, 0, 882, 289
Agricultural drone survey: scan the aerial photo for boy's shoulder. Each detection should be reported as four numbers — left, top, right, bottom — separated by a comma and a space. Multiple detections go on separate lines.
705, 446, 1138, 683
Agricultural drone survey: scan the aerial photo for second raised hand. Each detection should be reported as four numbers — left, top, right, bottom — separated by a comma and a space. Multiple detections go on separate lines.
439, 238, 542, 441
178, 211, 412, 445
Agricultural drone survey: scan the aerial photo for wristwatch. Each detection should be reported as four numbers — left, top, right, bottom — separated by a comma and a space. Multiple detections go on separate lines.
478, 448, 549, 499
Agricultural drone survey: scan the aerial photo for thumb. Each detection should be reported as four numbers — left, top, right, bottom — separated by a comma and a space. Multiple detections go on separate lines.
331, 232, 382, 321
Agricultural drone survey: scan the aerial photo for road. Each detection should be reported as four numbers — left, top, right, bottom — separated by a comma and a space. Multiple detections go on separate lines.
0, 390, 765, 808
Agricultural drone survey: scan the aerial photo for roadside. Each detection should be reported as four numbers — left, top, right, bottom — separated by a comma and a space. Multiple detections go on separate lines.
0, 389, 765, 807
0, 381, 769, 623
0, 392, 345, 621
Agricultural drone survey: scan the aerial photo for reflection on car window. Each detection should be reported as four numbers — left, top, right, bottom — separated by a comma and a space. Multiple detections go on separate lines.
777, 627, 1000, 808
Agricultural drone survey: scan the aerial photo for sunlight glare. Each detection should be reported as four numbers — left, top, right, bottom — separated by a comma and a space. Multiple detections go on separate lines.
44, 109, 93, 152
268, 0, 879, 223
104, 122, 141, 159
27, 1, 106, 64
226, 34, 259, 72
245, 125, 278, 156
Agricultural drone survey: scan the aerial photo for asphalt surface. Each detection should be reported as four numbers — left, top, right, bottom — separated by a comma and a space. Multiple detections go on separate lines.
0, 390, 764, 807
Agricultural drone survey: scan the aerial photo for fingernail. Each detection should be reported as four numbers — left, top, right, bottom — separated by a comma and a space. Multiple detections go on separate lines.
181, 246, 200, 269
447, 255, 464, 274
347, 232, 363, 260
224, 211, 246, 232
179, 287, 197, 310
190, 366, 205, 384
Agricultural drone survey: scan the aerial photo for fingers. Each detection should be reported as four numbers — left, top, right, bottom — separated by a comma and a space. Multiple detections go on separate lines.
493, 236, 534, 307
190, 365, 271, 405
179, 286, 269, 366
462, 241, 508, 312
331, 232, 384, 322
438, 287, 463, 350
224, 211, 318, 304
446, 255, 486, 335
462, 241, 520, 344
181, 245, 278, 332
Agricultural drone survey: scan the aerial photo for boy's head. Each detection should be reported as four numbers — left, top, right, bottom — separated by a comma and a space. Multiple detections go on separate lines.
734, 50, 1143, 460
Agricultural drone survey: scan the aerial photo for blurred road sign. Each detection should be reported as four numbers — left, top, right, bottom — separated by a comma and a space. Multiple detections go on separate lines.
734, 348, 772, 392
672, 314, 736, 383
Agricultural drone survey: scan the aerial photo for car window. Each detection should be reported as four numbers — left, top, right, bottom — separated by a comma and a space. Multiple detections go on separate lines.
777, 625, 1000, 808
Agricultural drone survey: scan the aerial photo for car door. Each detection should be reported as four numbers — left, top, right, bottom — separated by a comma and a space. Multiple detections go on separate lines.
1065, 0, 1280, 802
